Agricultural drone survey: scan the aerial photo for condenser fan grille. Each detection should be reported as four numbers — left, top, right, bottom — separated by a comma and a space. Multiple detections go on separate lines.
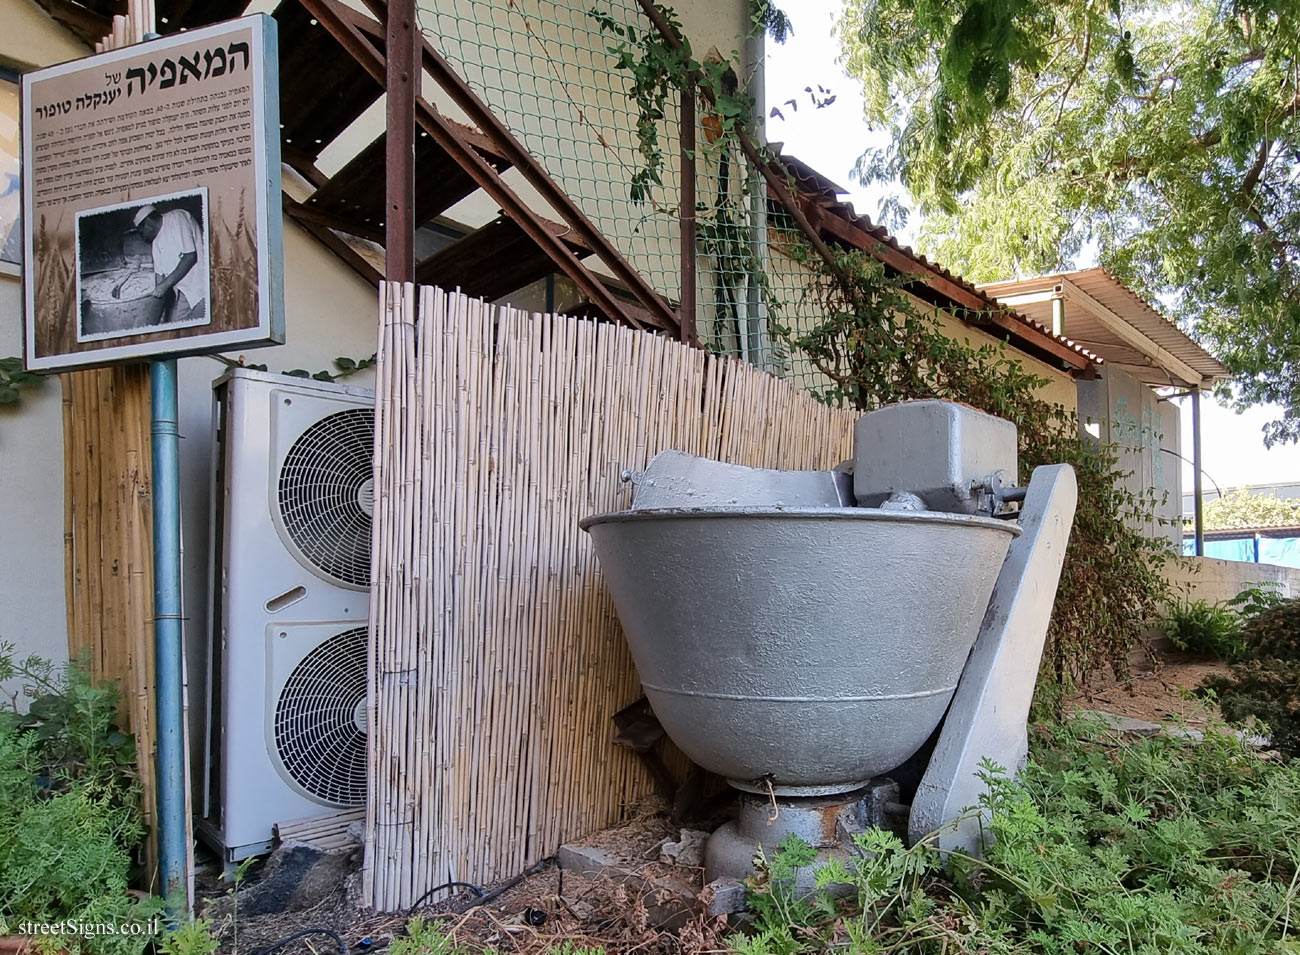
278, 407, 374, 587
274, 627, 368, 806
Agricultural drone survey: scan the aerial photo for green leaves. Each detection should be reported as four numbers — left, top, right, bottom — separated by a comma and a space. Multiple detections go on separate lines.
839, 0, 1300, 440
0, 644, 159, 955
772, 243, 1171, 699
733, 723, 1300, 953
1158, 596, 1250, 659
279, 354, 377, 384
1204, 595, 1300, 757
0, 356, 42, 407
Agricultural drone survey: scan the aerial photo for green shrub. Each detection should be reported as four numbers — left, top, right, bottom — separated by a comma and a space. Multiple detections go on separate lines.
771, 255, 1174, 702
1225, 581, 1288, 621
0, 645, 160, 955
1157, 596, 1246, 659
1203, 596, 1300, 757
734, 719, 1300, 953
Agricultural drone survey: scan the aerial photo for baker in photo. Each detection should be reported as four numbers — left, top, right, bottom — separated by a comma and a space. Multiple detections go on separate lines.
130, 202, 208, 324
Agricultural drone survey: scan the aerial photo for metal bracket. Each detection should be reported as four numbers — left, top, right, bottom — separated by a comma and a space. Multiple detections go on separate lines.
972, 470, 1027, 518
908, 463, 1078, 854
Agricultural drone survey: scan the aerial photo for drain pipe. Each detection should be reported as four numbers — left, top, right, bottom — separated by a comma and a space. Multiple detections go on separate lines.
150, 356, 188, 917
1191, 385, 1205, 557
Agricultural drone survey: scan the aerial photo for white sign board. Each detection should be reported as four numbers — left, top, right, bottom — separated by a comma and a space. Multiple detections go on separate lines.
22, 15, 283, 371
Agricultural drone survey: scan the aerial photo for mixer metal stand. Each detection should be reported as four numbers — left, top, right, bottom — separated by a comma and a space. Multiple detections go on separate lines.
704, 779, 907, 894
908, 463, 1078, 853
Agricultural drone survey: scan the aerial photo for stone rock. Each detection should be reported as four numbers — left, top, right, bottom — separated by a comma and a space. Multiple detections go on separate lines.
659, 829, 709, 867
701, 877, 746, 917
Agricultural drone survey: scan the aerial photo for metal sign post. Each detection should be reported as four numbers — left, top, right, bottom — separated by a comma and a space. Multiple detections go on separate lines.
149, 355, 187, 914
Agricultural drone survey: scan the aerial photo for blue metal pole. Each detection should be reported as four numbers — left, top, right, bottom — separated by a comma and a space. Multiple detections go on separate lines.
150, 357, 188, 917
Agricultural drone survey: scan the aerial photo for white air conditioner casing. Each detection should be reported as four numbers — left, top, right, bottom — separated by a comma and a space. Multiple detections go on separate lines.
199, 368, 373, 862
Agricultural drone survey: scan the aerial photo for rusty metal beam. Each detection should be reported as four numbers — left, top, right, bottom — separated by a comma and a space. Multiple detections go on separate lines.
343, 0, 679, 335
301, 0, 657, 331
385, 0, 416, 281
284, 197, 384, 287
634, 0, 851, 293
281, 145, 332, 190
285, 199, 386, 245
31, 0, 109, 47
808, 209, 1091, 371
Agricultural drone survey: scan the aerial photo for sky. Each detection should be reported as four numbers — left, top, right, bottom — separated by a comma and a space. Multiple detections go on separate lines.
762, 0, 1300, 498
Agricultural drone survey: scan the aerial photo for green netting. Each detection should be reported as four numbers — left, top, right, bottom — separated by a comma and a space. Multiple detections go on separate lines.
416, 0, 818, 382
418, 0, 684, 298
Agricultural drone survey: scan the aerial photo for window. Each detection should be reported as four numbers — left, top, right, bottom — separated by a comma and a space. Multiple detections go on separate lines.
1, 70, 19, 268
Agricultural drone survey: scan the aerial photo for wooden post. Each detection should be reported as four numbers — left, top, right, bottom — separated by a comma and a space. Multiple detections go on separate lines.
386, 0, 417, 281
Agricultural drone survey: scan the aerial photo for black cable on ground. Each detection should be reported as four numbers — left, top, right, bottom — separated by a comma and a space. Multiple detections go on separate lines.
405, 879, 486, 916
450, 857, 552, 914
250, 927, 348, 955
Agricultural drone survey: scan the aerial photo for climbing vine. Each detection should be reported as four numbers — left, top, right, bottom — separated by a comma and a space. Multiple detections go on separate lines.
212, 353, 377, 384
778, 249, 1173, 697
597, 0, 1174, 699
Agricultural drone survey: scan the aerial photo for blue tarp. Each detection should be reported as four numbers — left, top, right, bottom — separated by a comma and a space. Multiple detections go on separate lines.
1182, 534, 1300, 568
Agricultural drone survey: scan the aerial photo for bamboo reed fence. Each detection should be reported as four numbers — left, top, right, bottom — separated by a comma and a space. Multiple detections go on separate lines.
364, 283, 856, 912
62, 364, 157, 880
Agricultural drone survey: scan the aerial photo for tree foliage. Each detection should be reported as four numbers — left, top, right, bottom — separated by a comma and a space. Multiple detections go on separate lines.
1199, 486, 1300, 529
838, 0, 1300, 442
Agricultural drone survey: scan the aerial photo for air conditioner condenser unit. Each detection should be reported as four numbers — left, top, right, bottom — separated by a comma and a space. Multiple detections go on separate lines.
199, 368, 374, 861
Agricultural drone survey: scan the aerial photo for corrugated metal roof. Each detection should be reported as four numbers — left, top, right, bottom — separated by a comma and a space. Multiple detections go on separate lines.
980, 268, 1229, 387
774, 153, 1101, 373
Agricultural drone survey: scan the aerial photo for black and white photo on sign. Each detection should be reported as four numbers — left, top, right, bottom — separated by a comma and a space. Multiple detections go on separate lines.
75, 187, 211, 342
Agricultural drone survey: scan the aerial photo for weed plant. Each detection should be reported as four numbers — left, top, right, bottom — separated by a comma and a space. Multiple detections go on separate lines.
1158, 596, 1248, 659
0, 644, 161, 954
735, 719, 1300, 954
1205, 596, 1300, 757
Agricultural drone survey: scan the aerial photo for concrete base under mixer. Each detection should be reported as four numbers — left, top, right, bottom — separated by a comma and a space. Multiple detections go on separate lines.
704, 781, 907, 893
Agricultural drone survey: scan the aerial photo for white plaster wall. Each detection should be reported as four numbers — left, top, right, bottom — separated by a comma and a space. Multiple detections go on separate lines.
0, 272, 69, 669
0, 0, 85, 69
0, 0, 86, 673
1078, 364, 1183, 547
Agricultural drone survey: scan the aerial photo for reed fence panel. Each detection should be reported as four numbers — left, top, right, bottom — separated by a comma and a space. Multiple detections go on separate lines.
364, 283, 855, 911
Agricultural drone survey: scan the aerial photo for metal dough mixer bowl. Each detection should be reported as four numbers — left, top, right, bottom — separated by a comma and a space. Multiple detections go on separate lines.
580, 506, 1019, 795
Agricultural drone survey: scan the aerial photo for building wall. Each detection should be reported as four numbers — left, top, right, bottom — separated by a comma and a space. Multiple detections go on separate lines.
0, 0, 86, 671
1077, 363, 1182, 548
0, 0, 84, 68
